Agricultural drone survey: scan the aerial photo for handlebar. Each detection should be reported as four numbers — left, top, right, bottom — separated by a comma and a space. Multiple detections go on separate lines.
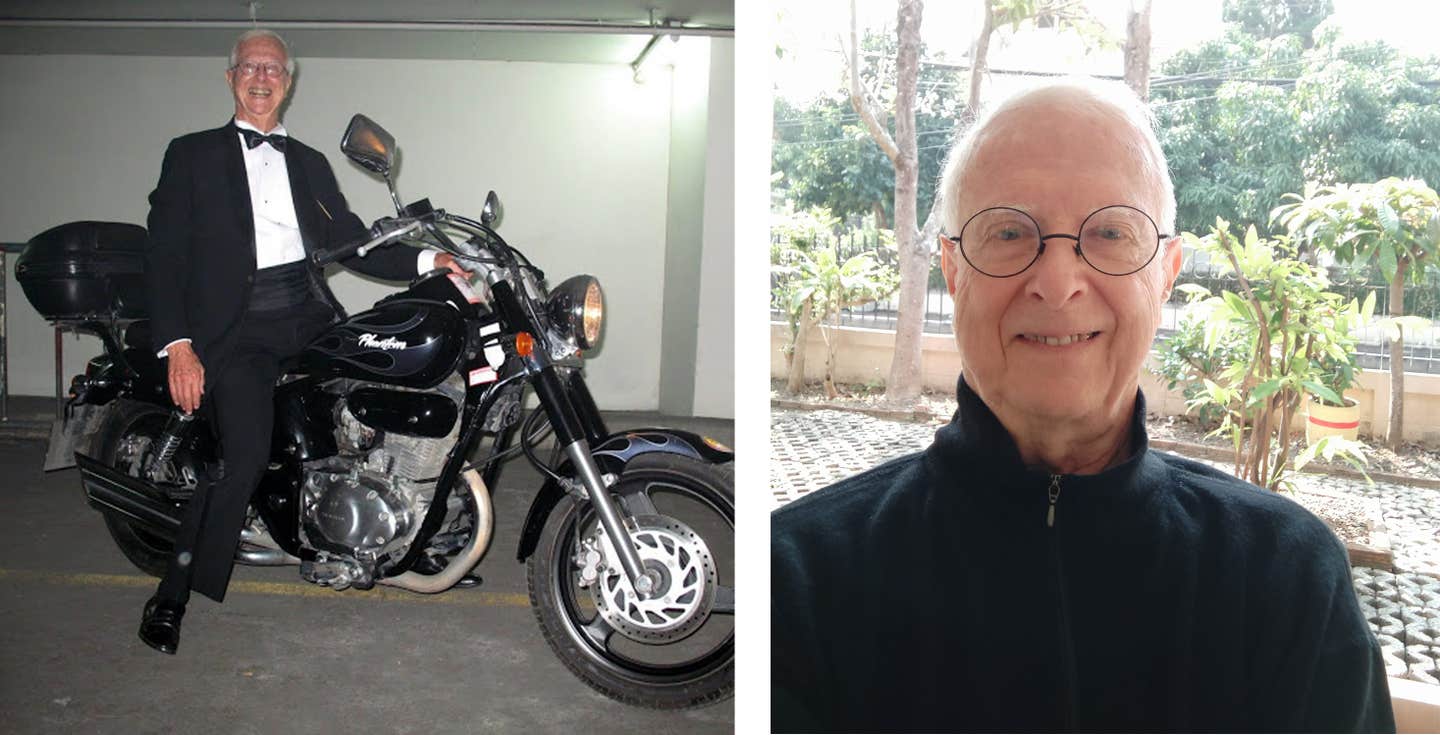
311, 219, 425, 267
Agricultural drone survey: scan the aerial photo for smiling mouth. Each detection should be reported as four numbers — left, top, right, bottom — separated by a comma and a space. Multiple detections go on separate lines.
1019, 331, 1101, 346
248, 87, 272, 98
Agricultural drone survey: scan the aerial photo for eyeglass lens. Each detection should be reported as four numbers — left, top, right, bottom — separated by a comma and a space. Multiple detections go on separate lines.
237, 62, 286, 78
959, 205, 1159, 277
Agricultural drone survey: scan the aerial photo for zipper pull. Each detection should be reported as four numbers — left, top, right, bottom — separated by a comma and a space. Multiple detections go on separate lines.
1046, 474, 1062, 528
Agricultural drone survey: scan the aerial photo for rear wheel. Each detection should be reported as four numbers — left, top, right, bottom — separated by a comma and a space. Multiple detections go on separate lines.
92, 401, 202, 578
527, 453, 734, 709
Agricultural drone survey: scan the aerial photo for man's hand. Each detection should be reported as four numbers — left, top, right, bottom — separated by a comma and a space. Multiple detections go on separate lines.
434, 252, 472, 277
166, 342, 205, 414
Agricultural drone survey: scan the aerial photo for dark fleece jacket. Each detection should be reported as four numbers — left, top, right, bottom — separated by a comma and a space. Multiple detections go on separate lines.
771, 377, 1394, 733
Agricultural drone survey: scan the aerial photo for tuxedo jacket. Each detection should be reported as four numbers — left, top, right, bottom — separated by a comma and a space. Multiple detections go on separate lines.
145, 120, 416, 374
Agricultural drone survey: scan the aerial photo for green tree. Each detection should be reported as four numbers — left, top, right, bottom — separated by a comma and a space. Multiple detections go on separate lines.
1222, 0, 1333, 47
1153, 31, 1306, 236
1155, 31, 1440, 238
771, 30, 961, 230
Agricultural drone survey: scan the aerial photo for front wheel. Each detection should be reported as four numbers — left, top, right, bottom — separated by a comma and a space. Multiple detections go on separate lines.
527, 453, 734, 709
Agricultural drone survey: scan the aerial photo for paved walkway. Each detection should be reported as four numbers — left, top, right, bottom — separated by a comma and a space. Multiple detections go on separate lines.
771, 406, 1440, 685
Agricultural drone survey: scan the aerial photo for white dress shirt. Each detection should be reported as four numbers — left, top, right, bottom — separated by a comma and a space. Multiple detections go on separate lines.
235, 119, 305, 269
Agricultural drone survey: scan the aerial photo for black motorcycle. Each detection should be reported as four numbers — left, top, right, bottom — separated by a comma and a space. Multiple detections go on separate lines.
19, 115, 734, 709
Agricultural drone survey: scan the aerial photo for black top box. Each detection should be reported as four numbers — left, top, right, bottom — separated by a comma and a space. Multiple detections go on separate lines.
17, 221, 148, 321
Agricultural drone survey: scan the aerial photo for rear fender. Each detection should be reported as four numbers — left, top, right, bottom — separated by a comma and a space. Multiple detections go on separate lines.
515, 427, 733, 561
45, 351, 166, 471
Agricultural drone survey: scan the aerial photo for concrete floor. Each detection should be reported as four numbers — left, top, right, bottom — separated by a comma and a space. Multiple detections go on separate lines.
0, 404, 734, 734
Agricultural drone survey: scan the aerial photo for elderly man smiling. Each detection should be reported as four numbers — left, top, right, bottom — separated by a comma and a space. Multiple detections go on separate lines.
770, 79, 1393, 733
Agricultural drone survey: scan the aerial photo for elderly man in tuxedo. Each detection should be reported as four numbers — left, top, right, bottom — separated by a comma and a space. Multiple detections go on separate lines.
138, 29, 465, 654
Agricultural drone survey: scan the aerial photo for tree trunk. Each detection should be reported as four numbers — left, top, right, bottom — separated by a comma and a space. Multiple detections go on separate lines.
871, 200, 889, 230
1387, 269, 1407, 449
884, 0, 926, 403
787, 300, 816, 394
823, 314, 840, 399
1122, 0, 1153, 100
968, 0, 996, 115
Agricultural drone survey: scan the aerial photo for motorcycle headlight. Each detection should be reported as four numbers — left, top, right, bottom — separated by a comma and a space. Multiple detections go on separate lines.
547, 275, 604, 351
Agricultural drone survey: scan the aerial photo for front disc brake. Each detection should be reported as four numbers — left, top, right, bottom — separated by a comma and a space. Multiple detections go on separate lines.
587, 514, 717, 644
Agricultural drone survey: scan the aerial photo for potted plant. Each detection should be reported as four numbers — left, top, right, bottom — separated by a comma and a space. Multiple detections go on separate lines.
1174, 220, 1367, 491
1304, 346, 1363, 445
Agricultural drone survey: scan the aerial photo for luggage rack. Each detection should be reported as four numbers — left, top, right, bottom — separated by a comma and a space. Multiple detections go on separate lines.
1, 241, 69, 429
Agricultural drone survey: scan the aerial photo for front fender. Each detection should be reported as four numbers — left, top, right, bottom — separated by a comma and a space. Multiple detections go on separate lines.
515, 427, 733, 561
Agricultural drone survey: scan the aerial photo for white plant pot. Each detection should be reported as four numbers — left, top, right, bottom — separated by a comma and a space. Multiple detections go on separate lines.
1305, 395, 1360, 444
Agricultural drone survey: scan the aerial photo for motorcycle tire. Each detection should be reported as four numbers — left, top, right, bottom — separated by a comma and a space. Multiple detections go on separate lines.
92, 400, 194, 578
527, 453, 734, 710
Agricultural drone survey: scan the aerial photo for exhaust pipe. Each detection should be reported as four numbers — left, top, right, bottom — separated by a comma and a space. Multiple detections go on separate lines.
379, 469, 493, 593
238, 527, 301, 566
74, 452, 181, 539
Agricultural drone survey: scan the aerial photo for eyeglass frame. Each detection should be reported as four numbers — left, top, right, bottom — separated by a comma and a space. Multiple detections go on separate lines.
229, 61, 290, 79
942, 204, 1173, 278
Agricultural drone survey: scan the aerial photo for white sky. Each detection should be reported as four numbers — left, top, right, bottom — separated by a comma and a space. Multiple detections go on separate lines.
772, 0, 1440, 104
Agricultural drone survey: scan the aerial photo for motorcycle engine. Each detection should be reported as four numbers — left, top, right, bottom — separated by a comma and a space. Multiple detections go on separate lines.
299, 375, 464, 589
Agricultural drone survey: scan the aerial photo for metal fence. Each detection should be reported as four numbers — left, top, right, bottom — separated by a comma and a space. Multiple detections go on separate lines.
772, 234, 1440, 374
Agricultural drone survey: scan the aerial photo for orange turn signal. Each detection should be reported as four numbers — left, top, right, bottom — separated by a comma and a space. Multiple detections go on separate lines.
515, 332, 535, 357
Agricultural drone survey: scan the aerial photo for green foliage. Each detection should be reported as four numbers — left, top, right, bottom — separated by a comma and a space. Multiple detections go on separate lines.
771, 30, 963, 227
1274, 178, 1440, 288
772, 207, 900, 392
771, 206, 899, 334
1293, 435, 1371, 480
1155, 28, 1440, 239
1222, 0, 1333, 46
1154, 312, 1248, 430
1173, 220, 1366, 491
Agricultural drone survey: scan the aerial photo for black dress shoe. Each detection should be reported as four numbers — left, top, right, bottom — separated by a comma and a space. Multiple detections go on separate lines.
453, 574, 482, 589
138, 596, 185, 655
412, 554, 446, 575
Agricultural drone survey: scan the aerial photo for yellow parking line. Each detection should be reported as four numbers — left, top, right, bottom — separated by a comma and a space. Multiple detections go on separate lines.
0, 567, 531, 608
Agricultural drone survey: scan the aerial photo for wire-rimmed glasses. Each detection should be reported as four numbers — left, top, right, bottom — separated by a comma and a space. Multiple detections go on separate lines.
230, 61, 289, 78
944, 205, 1170, 278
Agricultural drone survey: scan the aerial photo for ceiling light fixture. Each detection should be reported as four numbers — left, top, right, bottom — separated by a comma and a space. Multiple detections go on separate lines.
630, 14, 680, 84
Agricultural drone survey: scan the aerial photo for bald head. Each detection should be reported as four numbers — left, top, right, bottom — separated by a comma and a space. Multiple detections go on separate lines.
938, 78, 1176, 238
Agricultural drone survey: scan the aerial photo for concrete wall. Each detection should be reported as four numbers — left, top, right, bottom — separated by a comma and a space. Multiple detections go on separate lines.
690, 39, 735, 419
772, 323, 1440, 443
0, 49, 732, 416
658, 38, 709, 417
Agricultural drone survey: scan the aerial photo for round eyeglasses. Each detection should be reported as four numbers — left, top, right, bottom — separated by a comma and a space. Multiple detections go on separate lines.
231, 61, 289, 79
944, 205, 1170, 278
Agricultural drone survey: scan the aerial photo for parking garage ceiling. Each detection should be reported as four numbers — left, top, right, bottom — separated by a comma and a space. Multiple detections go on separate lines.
0, 0, 734, 64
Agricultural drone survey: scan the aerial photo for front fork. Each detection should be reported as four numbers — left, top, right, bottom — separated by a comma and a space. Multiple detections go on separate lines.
532, 366, 659, 598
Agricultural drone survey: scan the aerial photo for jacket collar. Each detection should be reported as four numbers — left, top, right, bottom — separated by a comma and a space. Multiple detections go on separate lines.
924, 375, 1155, 500
219, 119, 254, 243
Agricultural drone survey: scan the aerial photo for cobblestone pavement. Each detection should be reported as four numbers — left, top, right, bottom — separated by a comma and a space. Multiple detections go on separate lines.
771, 407, 1440, 684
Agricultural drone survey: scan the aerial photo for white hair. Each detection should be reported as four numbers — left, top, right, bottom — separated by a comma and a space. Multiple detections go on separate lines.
228, 28, 295, 75
937, 77, 1176, 236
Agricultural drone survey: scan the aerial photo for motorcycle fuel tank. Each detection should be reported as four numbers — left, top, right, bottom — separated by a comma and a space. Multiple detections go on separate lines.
300, 299, 465, 389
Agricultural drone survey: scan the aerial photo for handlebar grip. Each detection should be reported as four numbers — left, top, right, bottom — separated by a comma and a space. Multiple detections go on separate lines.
311, 220, 423, 267
311, 242, 355, 267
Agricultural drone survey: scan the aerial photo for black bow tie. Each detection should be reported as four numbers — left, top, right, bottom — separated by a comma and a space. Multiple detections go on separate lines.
239, 128, 287, 152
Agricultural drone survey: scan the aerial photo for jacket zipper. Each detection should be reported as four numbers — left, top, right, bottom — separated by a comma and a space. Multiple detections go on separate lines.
1048, 473, 1077, 729
1046, 474, 1062, 527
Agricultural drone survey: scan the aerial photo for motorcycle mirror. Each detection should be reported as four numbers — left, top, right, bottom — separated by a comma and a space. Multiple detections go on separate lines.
340, 114, 396, 178
481, 191, 503, 227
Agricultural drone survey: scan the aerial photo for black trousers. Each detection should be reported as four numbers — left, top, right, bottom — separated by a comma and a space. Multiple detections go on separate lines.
155, 299, 333, 604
